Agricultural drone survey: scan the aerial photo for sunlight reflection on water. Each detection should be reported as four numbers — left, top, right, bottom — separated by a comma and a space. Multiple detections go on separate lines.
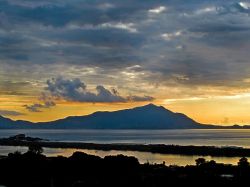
0, 146, 245, 166
0, 129, 250, 165
0, 129, 250, 147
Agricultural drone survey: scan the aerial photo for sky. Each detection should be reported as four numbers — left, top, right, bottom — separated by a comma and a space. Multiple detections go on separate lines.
1, 0, 250, 125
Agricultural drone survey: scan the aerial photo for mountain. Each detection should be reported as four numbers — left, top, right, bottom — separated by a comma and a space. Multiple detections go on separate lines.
0, 116, 29, 129
0, 104, 214, 129
0, 116, 32, 129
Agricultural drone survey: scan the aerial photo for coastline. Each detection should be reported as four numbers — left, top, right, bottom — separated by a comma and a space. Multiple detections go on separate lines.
1, 137, 250, 157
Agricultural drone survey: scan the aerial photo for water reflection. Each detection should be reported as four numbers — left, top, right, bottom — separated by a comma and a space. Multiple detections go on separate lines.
45, 148, 244, 166
1, 129, 250, 148
0, 146, 244, 166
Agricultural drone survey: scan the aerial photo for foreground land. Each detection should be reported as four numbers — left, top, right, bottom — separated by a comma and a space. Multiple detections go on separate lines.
0, 149, 250, 187
1, 135, 250, 157
1, 135, 250, 186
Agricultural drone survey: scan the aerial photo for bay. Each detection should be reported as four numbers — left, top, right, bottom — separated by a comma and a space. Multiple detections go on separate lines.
0, 129, 250, 148
0, 129, 250, 165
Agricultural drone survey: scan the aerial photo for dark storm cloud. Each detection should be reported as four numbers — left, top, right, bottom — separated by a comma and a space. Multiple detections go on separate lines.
1, 0, 154, 27
46, 77, 154, 103
6, 0, 63, 8
23, 76, 154, 112
0, 0, 146, 67
1, 0, 250, 96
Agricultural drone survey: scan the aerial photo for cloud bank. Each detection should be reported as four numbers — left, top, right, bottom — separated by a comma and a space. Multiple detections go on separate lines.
24, 77, 154, 112
1, 0, 250, 103
46, 77, 154, 103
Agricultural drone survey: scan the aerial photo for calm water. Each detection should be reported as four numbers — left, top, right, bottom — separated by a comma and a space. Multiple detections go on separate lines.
1, 129, 250, 165
0, 129, 250, 147
0, 146, 245, 166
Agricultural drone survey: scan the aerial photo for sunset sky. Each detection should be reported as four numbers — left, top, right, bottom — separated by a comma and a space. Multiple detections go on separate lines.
1, 0, 250, 125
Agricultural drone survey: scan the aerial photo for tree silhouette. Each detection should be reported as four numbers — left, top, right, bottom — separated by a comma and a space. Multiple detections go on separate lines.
195, 158, 206, 166
238, 157, 249, 168
28, 144, 43, 155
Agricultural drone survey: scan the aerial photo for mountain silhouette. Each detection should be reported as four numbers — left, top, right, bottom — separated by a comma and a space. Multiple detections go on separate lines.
0, 115, 32, 129
0, 104, 216, 129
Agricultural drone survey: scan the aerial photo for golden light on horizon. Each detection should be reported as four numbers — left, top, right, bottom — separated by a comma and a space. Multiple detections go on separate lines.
1, 93, 249, 126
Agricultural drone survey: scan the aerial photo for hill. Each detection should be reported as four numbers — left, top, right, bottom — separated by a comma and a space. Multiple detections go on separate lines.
0, 104, 223, 129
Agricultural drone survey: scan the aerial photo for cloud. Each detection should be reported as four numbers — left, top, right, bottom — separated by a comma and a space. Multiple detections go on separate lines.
2, 0, 250, 101
24, 103, 45, 112
149, 6, 166, 14
161, 30, 182, 41
238, 2, 250, 10
0, 110, 24, 116
127, 95, 154, 102
46, 77, 154, 103
99, 22, 137, 33
194, 6, 217, 15
24, 92, 56, 112
7, 0, 63, 8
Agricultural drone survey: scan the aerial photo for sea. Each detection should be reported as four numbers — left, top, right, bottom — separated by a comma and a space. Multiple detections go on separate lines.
0, 129, 250, 166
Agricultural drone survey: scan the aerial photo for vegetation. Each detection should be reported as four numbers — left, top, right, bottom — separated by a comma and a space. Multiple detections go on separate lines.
0, 150, 250, 186
27, 144, 44, 155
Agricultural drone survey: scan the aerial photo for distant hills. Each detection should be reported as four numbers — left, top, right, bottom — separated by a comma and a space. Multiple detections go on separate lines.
0, 104, 249, 129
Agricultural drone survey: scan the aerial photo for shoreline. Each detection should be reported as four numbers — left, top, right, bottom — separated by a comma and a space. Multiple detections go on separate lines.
1, 138, 250, 157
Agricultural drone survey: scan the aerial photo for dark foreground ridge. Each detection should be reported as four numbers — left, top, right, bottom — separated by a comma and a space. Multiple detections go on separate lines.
1, 134, 250, 157
1, 147, 250, 187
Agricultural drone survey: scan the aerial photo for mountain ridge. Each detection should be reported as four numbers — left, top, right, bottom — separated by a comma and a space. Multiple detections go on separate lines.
0, 104, 247, 129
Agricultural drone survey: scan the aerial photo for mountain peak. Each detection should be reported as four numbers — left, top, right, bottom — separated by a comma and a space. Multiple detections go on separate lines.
139, 103, 166, 110
142, 103, 162, 108
144, 103, 157, 107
